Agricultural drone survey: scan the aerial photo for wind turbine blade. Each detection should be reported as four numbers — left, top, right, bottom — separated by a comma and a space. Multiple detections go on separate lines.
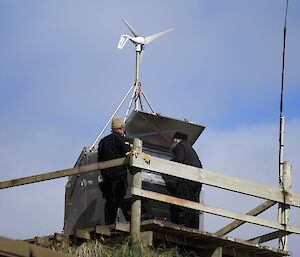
117, 35, 129, 49
122, 18, 141, 37
145, 28, 173, 44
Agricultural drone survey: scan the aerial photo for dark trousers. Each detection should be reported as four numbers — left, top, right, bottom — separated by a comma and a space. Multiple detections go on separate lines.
170, 206, 199, 229
104, 193, 124, 225
99, 176, 127, 225
170, 178, 202, 229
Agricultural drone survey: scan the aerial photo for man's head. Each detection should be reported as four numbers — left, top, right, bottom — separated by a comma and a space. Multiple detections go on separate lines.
111, 116, 125, 134
173, 132, 188, 143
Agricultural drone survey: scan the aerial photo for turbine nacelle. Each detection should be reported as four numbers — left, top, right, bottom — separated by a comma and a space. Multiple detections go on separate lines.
131, 36, 146, 45
118, 35, 146, 49
117, 18, 173, 50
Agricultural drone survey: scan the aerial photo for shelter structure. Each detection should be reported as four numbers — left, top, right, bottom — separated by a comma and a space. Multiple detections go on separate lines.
64, 110, 205, 233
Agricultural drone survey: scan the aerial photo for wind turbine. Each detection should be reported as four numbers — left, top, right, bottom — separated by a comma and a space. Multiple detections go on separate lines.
118, 18, 173, 119
90, 19, 173, 149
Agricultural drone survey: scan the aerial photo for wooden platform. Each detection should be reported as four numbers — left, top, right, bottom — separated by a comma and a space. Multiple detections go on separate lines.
0, 235, 73, 257
24, 220, 290, 257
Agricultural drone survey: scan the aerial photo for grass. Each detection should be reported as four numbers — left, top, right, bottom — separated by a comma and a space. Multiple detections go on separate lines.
43, 238, 199, 257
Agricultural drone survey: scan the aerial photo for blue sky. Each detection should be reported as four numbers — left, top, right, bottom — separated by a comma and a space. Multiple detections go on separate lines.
0, 0, 299, 255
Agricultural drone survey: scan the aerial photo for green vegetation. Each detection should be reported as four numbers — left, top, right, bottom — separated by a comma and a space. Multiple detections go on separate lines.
44, 238, 198, 257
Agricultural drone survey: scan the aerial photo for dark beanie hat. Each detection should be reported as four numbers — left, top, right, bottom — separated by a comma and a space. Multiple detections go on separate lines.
173, 132, 188, 140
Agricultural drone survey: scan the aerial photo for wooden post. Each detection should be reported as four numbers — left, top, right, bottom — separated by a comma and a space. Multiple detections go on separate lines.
205, 247, 222, 257
130, 138, 142, 240
278, 161, 292, 251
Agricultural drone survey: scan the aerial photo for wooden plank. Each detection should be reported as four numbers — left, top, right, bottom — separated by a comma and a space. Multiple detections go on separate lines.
0, 157, 128, 189
152, 229, 287, 257
74, 229, 90, 240
233, 251, 255, 257
153, 231, 207, 249
25, 235, 54, 244
153, 231, 213, 256
0, 236, 73, 257
130, 154, 300, 207
34, 236, 50, 245
0, 236, 30, 257
30, 242, 74, 257
54, 233, 70, 243
248, 230, 291, 244
132, 188, 300, 235
95, 225, 111, 236
115, 222, 130, 232
215, 200, 276, 235
145, 219, 290, 256
141, 231, 153, 246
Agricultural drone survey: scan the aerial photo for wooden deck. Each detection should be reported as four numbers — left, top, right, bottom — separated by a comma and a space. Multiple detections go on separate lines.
24, 220, 290, 257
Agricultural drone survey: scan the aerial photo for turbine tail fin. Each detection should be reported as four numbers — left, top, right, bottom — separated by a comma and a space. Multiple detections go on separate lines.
118, 35, 129, 49
122, 18, 141, 37
145, 28, 173, 44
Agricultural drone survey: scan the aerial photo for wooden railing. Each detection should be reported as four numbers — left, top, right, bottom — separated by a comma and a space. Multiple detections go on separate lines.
129, 138, 299, 252
0, 138, 299, 253
0, 158, 129, 189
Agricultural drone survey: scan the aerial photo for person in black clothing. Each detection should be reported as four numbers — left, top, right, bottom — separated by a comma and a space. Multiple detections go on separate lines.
169, 132, 202, 229
98, 116, 131, 225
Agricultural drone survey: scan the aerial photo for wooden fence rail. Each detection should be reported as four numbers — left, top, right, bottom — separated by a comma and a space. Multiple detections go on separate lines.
128, 138, 299, 253
131, 187, 300, 234
0, 157, 128, 189
130, 153, 300, 208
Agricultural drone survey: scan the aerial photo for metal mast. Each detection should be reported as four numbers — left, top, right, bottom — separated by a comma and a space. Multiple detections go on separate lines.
278, 0, 289, 251
90, 19, 173, 149
279, 0, 289, 188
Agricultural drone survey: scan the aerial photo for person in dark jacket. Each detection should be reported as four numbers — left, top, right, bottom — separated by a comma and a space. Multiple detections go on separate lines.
169, 132, 202, 229
98, 116, 131, 225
